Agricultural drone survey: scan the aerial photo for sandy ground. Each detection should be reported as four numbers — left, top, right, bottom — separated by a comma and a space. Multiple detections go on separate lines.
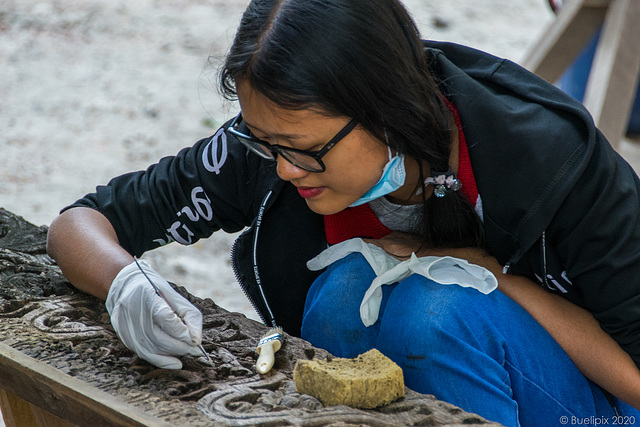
4, 0, 640, 319
1, 0, 561, 321
4, 0, 640, 424
3, 0, 640, 319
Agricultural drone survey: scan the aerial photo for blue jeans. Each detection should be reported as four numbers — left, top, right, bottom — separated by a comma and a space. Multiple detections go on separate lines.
301, 253, 640, 427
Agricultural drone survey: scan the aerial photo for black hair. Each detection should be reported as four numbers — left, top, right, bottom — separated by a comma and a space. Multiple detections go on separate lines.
220, 0, 484, 249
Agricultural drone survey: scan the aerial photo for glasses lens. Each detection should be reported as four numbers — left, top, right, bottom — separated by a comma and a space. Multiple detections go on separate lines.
279, 150, 324, 172
229, 114, 325, 172
236, 136, 275, 160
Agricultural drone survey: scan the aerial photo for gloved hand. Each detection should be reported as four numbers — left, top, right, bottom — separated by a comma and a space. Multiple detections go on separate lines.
106, 259, 203, 369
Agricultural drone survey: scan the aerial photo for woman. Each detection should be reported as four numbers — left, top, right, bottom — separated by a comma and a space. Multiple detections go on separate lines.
47, 0, 640, 425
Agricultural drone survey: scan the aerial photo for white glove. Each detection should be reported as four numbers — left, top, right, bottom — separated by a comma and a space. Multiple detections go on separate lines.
106, 260, 203, 369
307, 238, 498, 327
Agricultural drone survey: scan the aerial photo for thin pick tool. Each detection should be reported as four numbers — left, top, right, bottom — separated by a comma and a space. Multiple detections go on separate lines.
134, 258, 213, 365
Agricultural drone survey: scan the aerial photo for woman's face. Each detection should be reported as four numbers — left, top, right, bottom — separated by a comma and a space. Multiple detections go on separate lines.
236, 81, 418, 215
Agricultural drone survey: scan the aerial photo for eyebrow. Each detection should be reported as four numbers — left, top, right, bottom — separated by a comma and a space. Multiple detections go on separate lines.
243, 119, 305, 140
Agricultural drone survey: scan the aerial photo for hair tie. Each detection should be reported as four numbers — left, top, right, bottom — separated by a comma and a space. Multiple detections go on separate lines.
423, 169, 462, 197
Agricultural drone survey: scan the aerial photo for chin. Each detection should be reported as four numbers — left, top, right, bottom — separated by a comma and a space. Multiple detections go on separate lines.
305, 199, 350, 216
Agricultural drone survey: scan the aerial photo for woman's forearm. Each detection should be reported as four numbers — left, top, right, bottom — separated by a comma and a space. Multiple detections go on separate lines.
364, 234, 640, 408
47, 207, 134, 300
425, 245, 640, 407
446, 248, 640, 408
492, 267, 640, 409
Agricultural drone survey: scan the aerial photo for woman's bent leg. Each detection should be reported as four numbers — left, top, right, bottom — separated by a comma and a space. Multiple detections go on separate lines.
376, 275, 634, 426
300, 254, 638, 426
301, 252, 381, 358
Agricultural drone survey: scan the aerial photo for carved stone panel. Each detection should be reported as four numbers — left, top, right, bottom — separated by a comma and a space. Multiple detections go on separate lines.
0, 209, 503, 426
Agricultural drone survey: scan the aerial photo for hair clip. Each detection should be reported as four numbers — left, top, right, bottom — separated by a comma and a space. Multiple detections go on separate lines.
423, 169, 462, 197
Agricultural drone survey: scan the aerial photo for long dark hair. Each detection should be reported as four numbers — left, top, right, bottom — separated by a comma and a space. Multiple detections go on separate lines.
219, 0, 484, 249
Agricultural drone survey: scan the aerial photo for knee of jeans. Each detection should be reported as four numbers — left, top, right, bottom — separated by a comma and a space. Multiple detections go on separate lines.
305, 252, 375, 307
302, 252, 378, 357
376, 275, 495, 352
321, 252, 375, 281
396, 275, 484, 318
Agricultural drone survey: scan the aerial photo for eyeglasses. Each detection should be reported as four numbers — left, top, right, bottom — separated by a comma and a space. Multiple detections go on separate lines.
228, 112, 358, 172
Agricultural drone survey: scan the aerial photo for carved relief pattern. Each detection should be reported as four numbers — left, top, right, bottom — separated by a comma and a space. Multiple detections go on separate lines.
0, 209, 502, 426
197, 371, 494, 427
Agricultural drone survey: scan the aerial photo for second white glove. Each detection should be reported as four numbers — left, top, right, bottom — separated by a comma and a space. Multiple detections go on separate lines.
106, 260, 203, 369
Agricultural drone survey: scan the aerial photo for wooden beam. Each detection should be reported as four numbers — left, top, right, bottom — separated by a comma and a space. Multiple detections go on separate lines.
583, 0, 640, 145
1, 389, 75, 427
522, 0, 607, 82
1, 390, 40, 427
0, 343, 171, 427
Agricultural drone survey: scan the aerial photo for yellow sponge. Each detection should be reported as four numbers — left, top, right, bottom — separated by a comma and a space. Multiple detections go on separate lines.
293, 349, 404, 409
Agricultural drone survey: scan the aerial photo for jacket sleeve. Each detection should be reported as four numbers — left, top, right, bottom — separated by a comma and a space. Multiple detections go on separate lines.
547, 129, 640, 367
64, 123, 264, 257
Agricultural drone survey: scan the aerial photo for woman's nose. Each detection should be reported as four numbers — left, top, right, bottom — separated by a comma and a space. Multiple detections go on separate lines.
276, 156, 310, 181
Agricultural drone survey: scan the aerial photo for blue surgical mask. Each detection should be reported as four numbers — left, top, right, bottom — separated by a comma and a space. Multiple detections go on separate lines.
350, 148, 406, 207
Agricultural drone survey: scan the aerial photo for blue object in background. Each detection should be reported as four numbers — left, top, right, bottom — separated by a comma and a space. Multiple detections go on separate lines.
557, 30, 640, 135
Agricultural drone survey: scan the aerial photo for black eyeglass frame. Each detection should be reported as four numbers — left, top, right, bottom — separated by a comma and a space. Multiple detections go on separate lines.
228, 112, 358, 172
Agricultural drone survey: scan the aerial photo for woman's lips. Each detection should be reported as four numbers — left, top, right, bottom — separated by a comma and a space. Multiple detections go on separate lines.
297, 186, 325, 199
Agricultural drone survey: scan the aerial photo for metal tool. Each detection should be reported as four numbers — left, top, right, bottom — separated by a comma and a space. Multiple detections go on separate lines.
134, 257, 213, 365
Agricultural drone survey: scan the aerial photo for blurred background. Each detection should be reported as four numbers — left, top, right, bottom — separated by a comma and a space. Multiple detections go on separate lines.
2, 0, 626, 322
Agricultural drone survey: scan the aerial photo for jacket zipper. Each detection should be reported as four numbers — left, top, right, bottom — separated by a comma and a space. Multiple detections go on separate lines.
540, 231, 550, 288
230, 190, 277, 327
230, 236, 266, 324
505, 231, 547, 285
502, 262, 511, 274
502, 233, 543, 276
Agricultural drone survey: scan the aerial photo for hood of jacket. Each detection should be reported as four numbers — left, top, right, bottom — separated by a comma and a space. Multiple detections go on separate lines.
426, 41, 599, 265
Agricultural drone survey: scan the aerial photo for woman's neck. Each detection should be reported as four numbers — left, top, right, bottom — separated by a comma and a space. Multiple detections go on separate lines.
387, 127, 459, 206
